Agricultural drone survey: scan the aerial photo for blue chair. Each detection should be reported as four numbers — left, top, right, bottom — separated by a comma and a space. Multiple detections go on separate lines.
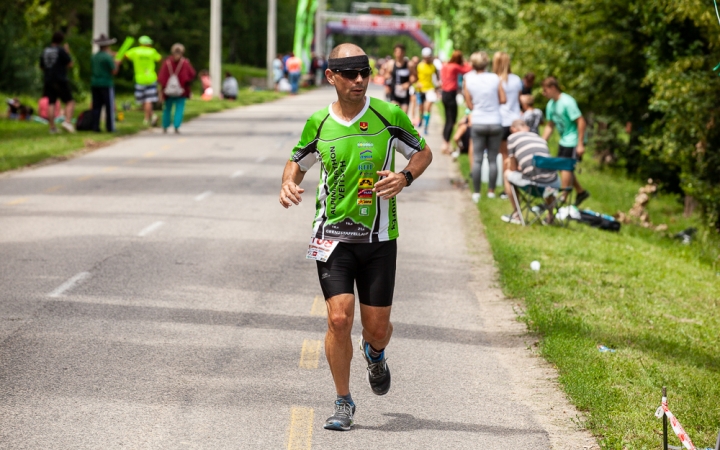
508, 155, 576, 226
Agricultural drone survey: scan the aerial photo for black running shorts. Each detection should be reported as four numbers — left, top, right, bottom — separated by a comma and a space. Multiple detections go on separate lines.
316, 240, 397, 307
43, 80, 73, 104
558, 144, 582, 162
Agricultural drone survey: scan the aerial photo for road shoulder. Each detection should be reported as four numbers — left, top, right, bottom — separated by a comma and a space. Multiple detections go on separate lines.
457, 165, 600, 450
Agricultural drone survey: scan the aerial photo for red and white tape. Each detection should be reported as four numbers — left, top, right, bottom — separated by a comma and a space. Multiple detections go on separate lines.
655, 396, 696, 450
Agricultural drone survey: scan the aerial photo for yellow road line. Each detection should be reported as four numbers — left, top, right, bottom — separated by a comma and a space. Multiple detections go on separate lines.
77, 175, 94, 181
178, 138, 187, 143
103, 167, 118, 172
299, 339, 322, 369
287, 407, 314, 450
143, 152, 156, 158
125, 158, 139, 165
310, 296, 327, 317
161, 145, 171, 150
44, 185, 63, 193
5, 198, 27, 206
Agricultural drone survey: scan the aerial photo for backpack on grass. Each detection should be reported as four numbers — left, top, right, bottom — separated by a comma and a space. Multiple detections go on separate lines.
75, 110, 94, 131
578, 209, 621, 232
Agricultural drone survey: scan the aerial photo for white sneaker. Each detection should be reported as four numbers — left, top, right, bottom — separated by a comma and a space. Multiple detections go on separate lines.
471, 193, 481, 203
451, 150, 460, 161
61, 121, 76, 133
487, 192, 496, 199
501, 214, 522, 225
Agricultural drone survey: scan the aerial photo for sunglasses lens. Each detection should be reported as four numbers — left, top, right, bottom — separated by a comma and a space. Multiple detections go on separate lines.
338, 68, 371, 79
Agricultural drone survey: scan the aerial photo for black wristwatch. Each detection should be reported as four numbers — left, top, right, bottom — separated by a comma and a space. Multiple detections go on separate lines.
400, 170, 414, 187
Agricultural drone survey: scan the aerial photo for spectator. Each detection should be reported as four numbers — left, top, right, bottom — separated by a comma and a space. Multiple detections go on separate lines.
286, 52, 302, 95
282, 52, 291, 77
440, 50, 472, 153
90, 34, 120, 132
6, 99, 33, 120
124, 35, 162, 126
541, 76, 590, 206
273, 54, 284, 91
501, 119, 560, 225
520, 94, 543, 134
452, 109, 472, 159
222, 71, 238, 100
157, 43, 196, 134
40, 31, 75, 134
463, 51, 506, 203
521, 72, 535, 95
199, 70, 213, 100
494, 52, 523, 180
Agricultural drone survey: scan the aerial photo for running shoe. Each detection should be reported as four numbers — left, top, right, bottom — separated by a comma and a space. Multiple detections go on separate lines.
471, 193, 481, 204
501, 213, 522, 225
360, 339, 391, 396
575, 190, 591, 207
323, 399, 355, 431
487, 192, 496, 199
499, 193, 508, 200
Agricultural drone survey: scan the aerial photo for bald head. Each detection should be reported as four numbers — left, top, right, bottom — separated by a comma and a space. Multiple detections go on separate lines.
329, 43, 365, 59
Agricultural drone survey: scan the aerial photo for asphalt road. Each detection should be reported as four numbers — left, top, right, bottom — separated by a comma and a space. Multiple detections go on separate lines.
0, 86, 560, 449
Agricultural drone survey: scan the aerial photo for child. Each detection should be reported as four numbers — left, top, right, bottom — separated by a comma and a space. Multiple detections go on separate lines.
520, 94, 543, 134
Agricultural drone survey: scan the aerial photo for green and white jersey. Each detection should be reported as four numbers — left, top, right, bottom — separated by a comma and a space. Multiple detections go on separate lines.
290, 96, 426, 243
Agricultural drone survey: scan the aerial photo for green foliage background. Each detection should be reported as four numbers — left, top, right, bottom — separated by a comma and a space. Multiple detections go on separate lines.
430, 0, 720, 231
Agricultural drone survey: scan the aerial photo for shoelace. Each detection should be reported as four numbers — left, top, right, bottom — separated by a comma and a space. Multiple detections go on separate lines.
366, 359, 387, 378
334, 400, 353, 418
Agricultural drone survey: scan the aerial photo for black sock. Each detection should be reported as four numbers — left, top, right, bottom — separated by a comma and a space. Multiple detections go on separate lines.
365, 342, 384, 360
338, 393, 354, 405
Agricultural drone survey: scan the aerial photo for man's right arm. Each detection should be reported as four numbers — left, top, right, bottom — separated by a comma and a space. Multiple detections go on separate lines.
279, 161, 306, 209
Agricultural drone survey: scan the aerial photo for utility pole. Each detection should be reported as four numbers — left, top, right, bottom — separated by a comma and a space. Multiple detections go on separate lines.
210, 0, 222, 98
92, 0, 109, 53
315, 0, 326, 58
267, 0, 277, 89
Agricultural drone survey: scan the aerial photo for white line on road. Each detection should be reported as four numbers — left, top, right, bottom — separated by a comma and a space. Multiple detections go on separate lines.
48, 272, 91, 298
230, 170, 244, 179
195, 191, 213, 201
256, 155, 268, 163
138, 221, 165, 237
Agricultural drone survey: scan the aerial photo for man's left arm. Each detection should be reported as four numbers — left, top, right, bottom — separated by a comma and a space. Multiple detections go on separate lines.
576, 116, 587, 156
375, 145, 433, 200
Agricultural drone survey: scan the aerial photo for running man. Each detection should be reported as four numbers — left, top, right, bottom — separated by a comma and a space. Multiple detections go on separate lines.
541, 77, 591, 205
279, 43, 433, 431
415, 47, 439, 135
385, 43, 415, 113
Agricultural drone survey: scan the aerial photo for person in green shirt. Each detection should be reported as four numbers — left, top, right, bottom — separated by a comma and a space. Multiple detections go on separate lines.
124, 36, 162, 126
279, 43, 433, 432
91, 34, 120, 132
541, 76, 591, 206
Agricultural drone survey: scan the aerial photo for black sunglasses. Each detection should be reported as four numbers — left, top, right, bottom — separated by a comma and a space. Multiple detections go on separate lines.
333, 67, 372, 80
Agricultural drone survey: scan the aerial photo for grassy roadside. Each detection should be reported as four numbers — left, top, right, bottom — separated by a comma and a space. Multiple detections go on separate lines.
1, 88, 284, 173
457, 148, 720, 448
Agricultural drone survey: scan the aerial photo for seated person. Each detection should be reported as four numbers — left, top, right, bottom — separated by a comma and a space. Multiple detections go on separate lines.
502, 119, 560, 224
520, 94, 543, 134
221, 71, 238, 100
452, 109, 471, 158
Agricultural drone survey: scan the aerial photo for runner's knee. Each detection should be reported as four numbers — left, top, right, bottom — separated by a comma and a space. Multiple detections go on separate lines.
327, 310, 353, 333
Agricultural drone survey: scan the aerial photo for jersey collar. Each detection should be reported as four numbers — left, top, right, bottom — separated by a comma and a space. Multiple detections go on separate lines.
328, 96, 370, 127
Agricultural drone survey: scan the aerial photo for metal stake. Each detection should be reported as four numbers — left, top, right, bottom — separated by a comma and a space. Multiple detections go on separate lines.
663, 386, 668, 450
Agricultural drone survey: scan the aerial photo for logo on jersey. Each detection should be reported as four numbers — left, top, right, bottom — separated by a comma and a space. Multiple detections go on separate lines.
357, 142, 373, 148
359, 122, 369, 132
358, 178, 374, 188
357, 199, 373, 205
359, 206, 370, 216
358, 162, 374, 172
359, 150, 372, 160
358, 189, 373, 198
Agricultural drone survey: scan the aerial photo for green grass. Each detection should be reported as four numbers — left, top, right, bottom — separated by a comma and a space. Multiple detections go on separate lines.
0, 88, 283, 172
458, 147, 720, 448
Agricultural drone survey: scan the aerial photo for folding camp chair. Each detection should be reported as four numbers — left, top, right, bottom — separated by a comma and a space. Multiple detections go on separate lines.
508, 155, 576, 226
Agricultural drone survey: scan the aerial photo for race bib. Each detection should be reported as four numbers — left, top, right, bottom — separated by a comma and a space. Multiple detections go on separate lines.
394, 84, 407, 98
306, 237, 339, 262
